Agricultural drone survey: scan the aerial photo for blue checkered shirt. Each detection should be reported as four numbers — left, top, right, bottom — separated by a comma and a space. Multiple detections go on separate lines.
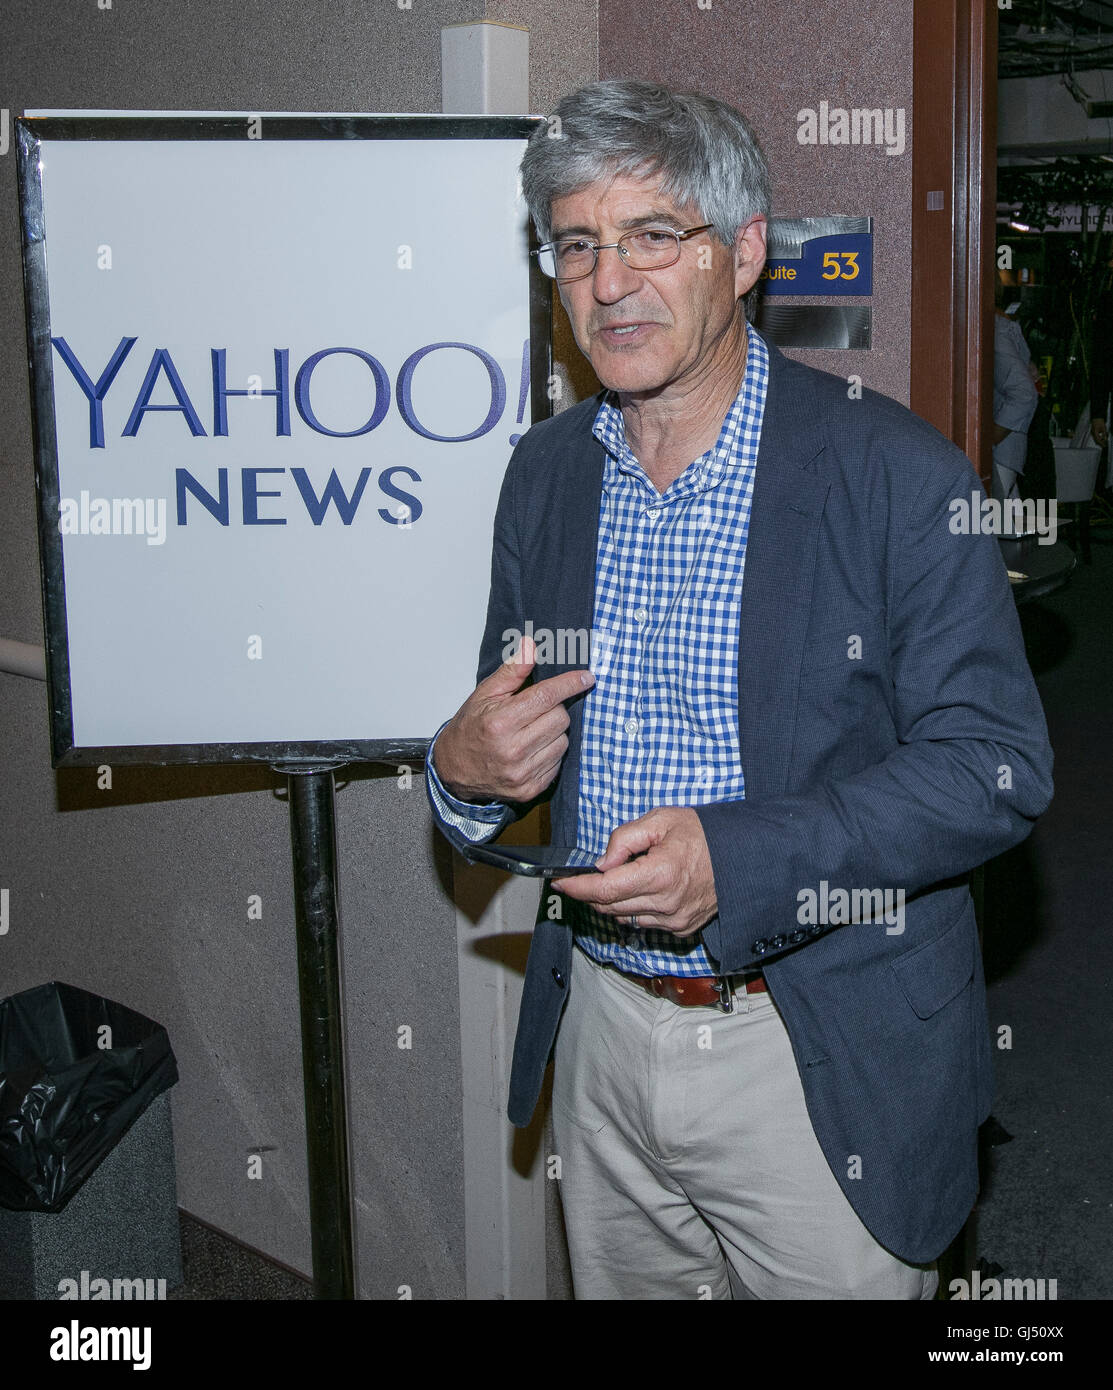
429, 321, 769, 976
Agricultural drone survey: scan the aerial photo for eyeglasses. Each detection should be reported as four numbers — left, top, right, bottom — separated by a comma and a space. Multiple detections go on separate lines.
533, 224, 715, 282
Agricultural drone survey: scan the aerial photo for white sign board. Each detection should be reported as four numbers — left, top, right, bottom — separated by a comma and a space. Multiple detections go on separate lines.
18, 116, 546, 765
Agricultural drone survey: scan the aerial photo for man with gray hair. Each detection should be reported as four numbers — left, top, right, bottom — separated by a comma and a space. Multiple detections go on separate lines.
427, 79, 1052, 1299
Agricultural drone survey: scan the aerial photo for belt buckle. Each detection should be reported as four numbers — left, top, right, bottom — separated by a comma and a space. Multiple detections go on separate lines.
713, 976, 735, 1014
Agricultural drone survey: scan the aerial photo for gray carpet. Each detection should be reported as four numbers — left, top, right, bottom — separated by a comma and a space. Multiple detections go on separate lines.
974, 521, 1113, 1300
169, 1212, 311, 1300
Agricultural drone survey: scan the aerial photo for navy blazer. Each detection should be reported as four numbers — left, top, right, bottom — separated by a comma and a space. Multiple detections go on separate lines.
430, 337, 1054, 1265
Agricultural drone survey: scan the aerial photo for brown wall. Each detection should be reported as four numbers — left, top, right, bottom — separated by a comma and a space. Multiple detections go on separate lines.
599, 0, 915, 406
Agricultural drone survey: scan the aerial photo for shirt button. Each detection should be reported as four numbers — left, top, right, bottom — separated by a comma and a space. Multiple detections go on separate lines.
633, 607, 648, 623
624, 717, 639, 735
646, 507, 659, 519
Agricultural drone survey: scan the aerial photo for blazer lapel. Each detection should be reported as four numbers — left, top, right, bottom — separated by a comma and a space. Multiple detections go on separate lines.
526, 406, 605, 843
738, 342, 830, 797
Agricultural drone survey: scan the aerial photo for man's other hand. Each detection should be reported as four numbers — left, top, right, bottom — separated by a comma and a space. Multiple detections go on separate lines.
434, 634, 594, 804
553, 807, 718, 939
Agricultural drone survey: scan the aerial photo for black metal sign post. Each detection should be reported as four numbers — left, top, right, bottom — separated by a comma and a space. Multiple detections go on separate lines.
276, 761, 355, 1300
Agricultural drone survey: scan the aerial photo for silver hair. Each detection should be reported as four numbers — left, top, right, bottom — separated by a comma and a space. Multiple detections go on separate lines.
520, 79, 771, 315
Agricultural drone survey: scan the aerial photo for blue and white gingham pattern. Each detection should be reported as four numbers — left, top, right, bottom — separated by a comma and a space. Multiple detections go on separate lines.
571, 322, 768, 976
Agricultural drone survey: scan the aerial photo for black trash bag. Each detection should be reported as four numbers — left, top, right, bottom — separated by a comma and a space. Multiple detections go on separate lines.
0, 981, 178, 1213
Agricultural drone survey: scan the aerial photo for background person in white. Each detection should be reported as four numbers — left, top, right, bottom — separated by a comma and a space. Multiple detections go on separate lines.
992, 288, 1039, 503
426, 80, 1052, 1299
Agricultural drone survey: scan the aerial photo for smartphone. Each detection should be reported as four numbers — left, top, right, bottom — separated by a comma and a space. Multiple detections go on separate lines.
460, 843, 601, 876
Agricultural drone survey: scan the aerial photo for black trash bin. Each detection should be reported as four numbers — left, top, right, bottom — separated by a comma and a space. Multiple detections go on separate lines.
0, 981, 181, 1300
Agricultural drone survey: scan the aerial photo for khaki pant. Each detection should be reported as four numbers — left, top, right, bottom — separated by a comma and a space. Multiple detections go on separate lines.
552, 945, 938, 1300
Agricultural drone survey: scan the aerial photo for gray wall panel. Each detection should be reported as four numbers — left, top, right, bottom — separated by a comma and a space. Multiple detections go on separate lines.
0, 0, 489, 1298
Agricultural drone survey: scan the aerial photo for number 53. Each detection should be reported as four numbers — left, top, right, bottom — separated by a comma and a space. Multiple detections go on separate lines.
821, 251, 860, 280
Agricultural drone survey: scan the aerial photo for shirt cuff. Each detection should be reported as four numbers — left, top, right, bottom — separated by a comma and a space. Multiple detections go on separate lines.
426, 724, 508, 843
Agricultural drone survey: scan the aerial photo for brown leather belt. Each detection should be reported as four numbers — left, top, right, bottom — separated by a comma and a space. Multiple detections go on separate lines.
615, 967, 766, 1009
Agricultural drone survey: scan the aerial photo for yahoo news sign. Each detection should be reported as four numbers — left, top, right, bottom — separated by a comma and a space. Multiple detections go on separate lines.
52, 333, 530, 537
19, 116, 546, 762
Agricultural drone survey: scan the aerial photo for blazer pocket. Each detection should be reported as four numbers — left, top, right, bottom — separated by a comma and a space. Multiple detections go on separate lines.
890, 901, 976, 1019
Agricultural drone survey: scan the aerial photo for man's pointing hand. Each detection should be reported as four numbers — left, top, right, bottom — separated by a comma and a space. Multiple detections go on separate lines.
434, 634, 595, 804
